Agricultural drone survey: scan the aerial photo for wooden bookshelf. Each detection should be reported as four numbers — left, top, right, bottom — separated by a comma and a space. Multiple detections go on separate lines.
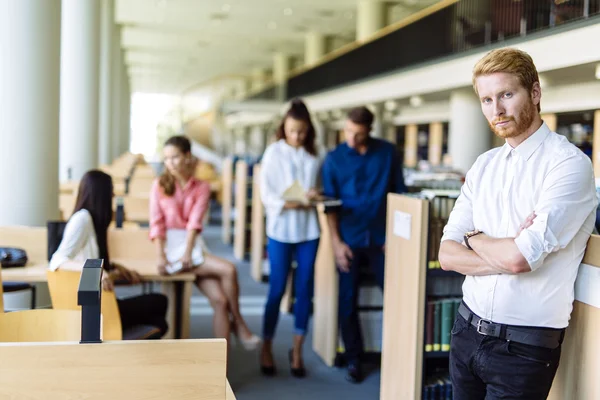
250, 164, 266, 282
233, 160, 249, 260
221, 157, 233, 245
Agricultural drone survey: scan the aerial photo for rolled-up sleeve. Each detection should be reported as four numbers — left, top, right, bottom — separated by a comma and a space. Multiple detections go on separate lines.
441, 164, 477, 244
259, 146, 285, 216
186, 181, 211, 233
149, 179, 166, 240
514, 155, 597, 271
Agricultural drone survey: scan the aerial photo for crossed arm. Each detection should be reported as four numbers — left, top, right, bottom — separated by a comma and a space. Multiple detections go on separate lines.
438, 232, 531, 276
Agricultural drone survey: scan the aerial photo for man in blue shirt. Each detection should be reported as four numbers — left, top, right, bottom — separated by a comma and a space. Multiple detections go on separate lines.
322, 106, 406, 383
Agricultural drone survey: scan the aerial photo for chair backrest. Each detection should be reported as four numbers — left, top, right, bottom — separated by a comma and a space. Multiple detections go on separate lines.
0, 339, 228, 400
46, 270, 122, 340
108, 228, 155, 260
0, 226, 47, 262
0, 309, 81, 342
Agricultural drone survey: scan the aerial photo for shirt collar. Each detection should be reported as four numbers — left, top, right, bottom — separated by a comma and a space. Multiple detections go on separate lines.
501, 121, 550, 161
345, 136, 374, 155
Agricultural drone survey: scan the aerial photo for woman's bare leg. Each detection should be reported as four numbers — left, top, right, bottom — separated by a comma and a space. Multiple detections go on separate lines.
195, 277, 230, 339
194, 254, 254, 339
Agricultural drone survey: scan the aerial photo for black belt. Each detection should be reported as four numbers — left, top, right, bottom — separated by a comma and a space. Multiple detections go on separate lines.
457, 302, 564, 349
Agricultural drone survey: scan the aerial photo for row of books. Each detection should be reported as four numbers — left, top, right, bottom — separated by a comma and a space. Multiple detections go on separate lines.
425, 297, 462, 352
423, 375, 452, 400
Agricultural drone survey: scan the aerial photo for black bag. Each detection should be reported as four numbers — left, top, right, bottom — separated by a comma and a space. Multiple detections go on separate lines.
0, 247, 28, 268
47, 220, 67, 261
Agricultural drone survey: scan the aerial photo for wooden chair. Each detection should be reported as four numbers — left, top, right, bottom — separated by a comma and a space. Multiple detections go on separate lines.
0, 309, 81, 342
47, 270, 161, 340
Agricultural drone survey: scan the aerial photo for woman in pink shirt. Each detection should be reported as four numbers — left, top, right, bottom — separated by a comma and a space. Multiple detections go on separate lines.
150, 135, 259, 349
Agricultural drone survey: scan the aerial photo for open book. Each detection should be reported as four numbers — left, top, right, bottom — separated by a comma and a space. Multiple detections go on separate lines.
281, 180, 309, 204
281, 180, 342, 206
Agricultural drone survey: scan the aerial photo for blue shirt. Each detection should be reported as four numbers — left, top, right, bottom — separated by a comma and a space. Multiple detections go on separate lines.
322, 138, 406, 248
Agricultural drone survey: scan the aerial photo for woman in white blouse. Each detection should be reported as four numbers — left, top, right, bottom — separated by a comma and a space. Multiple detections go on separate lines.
50, 170, 168, 338
259, 98, 321, 378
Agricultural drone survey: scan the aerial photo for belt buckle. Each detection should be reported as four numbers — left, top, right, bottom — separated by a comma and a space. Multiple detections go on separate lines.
476, 319, 492, 335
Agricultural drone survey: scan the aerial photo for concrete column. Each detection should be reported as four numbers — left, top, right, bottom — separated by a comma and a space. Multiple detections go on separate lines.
98, 0, 114, 166
404, 124, 418, 168
0, 0, 61, 225
370, 103, 384, 138
429, 122, 443, 166
111, 27, 123, 160
59, 0, 102, 182
305, 31, 326, 66
357, 0, 386, 41
273, 53, 289, 101
448, 89, 491, 174
251, 68, 267, 92
541, 113, 557, 131
120, 64, 131, 155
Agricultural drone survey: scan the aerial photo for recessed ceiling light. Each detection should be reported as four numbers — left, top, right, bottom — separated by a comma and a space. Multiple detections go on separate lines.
284, 8, 293, 16
268, 21, 277, 30
409, 95, 423, 107
222, 4, 231, 12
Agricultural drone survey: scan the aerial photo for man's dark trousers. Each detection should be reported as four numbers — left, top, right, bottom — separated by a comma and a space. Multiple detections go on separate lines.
450, 311, 563, 400
337, 246, 385, 365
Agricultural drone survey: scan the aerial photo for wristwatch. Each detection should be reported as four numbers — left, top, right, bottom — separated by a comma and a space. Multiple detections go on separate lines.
464, 230, 483, 250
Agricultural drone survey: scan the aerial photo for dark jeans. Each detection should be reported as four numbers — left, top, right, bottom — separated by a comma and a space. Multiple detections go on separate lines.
117, 293, 169, 337
338, 246, 385, 365
450, 313, 563, 400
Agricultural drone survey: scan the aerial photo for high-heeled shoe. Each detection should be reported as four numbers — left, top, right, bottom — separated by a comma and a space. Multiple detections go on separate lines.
230, 321, 261, 351
288, 349, 307, 378
260, 363, 277, 377
236, 333, 261, 351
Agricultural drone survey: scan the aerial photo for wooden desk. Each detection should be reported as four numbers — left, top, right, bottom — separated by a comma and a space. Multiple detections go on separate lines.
0, 227, 195, 340
0, 339, 234, 400
2, 260, 195, 340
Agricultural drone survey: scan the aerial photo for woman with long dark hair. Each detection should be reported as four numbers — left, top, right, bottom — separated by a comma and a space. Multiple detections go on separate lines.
259, 98, 321, 378
49, 170, 168, 337
149, 135, 260, 350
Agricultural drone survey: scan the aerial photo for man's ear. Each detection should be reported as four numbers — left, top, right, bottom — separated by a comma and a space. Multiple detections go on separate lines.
531, 81, 542, 107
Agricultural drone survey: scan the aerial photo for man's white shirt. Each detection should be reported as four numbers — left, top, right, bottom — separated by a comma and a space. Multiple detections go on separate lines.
441, 122, 598, 328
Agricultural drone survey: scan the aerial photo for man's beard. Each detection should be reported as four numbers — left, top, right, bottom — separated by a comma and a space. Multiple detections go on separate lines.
489, 100, 536, 139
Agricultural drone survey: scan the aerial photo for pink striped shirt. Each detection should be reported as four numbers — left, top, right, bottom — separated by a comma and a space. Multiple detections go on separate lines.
149, 177, 211, 240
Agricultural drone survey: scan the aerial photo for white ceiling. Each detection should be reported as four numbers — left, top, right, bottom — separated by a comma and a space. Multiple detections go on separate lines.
116, 0, 440, 94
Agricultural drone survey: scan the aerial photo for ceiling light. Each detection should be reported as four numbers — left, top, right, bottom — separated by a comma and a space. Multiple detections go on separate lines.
384, 100, 398, 112
284, 8, 293, 16
222, 3, 231, 12
409, 95, 423, 107
268, 21, 277, 30
595, 64, 600, 80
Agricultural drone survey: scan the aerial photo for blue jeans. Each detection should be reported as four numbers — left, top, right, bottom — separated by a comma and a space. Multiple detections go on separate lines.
450, 310, 563, 399
262, 237, 320, 339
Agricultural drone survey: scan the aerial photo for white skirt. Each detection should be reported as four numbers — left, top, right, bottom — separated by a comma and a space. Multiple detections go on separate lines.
164, 229, 208, 274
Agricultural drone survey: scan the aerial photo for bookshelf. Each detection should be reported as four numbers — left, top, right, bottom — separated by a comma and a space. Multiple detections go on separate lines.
380, 193, 463, 400
221, 157, 233, 245
233, 160, 252, 260
250, 164, 268, 283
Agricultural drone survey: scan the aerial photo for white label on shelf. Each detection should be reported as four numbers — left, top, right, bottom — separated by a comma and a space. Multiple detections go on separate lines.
575, 263, 600, 308
393, 211, 412, 240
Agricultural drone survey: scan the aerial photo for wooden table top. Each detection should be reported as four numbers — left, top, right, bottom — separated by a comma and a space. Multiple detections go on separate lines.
2, 259, 196, 283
